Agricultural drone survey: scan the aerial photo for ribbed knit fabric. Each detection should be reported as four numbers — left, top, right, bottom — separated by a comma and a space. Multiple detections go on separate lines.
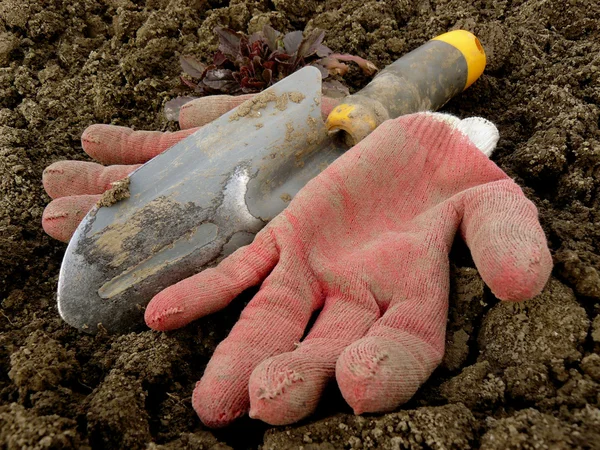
144, 112, 553, 427
42, 95, 339, 242
42, 194, 102, 243
43, 161, 142, 198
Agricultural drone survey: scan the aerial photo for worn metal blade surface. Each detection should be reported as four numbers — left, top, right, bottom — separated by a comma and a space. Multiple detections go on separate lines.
58, 67, 346, 334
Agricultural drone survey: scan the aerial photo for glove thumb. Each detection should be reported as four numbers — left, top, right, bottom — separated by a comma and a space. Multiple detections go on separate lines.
460, 180, 552, 301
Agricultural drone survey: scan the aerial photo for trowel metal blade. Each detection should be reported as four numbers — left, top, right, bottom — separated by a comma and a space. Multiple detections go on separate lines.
58, 66, 343, 334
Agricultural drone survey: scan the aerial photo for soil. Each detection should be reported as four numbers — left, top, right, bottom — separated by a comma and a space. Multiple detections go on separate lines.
97, 177, 131, 208
1, 0, 599, 449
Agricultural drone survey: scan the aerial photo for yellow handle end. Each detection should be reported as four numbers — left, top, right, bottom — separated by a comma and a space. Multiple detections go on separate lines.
433, 30, 486, 89
325, 103, 379, 145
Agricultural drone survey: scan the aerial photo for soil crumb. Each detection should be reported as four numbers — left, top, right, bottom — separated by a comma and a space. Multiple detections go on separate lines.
230, 90, 305, 120
229, 90, 278, 120
289, 92, 305, 103
97, 177, 131, 208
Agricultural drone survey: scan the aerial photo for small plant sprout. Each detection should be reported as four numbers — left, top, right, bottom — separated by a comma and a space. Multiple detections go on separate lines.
164, 25, 378, 120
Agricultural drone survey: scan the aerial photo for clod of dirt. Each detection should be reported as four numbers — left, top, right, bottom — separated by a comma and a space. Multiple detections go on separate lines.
442, 266, 487, 371
580, 354, 600, 383
305, 0, 404, 70
0, 33, 19, 66
97, 177, 131, 208
593, 314, 600, 353
503, 363, 556, 405
273, 0, 318, 26
8, 330, 79, 398
481, 408, 579, 449
555, 249, 600, 300
442, 329, 470, 371
0, 1, 31, 29
195, 3, 251, 58
87, 370, 151, 450
565, 405, 600, 448
1, 289, 25, 310
263, 403, 479, 449
553, 368, 600, 410
30, 387, 78, 419
478, 278, 589, 369
0, 403, 87, 450
150, 384, 202, 445
147, 432, 233, 450
512, 127, 567, 183
439, 361, 505, 410
507, 80, 600, 206
96, 331, 190, 385
247, 12, 292, 35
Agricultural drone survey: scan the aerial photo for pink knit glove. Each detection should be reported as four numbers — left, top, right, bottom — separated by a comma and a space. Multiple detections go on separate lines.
42, 95, 339, 242
144, 112, 553, 427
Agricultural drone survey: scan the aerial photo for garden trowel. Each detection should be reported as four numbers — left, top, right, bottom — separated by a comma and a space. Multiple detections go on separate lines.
58, 30, 487, 334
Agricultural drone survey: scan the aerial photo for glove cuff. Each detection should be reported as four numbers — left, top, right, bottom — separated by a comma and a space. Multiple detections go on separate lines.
420, 112, 499, 157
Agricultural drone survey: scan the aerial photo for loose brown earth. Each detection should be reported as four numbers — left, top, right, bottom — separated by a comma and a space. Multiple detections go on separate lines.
1, 0, 600, 449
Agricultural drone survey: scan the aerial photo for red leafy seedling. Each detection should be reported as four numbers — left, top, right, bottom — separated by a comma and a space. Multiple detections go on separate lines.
165, 25, 378, 119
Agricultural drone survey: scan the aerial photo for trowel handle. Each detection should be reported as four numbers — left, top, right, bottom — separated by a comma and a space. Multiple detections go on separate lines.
325, 30, 486, 145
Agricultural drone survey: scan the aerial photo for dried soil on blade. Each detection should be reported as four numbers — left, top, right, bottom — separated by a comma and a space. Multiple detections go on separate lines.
1, 0, 599, 448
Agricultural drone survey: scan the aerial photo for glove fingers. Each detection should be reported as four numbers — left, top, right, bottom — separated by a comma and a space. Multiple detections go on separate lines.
42, 160, 140, 199
179, 94, 340, 129
336, 289, 448, 414
80, 95, 250, 165
248, 289, 380, 425
336, 333, 442, 414
42, 195, 101, 243
193, 259, 321, 428
178, 94, 255, 129
459, 180, 552, 301
81, 125, 198, 165
79, 96, 339, 166
145, 230, 279, 331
